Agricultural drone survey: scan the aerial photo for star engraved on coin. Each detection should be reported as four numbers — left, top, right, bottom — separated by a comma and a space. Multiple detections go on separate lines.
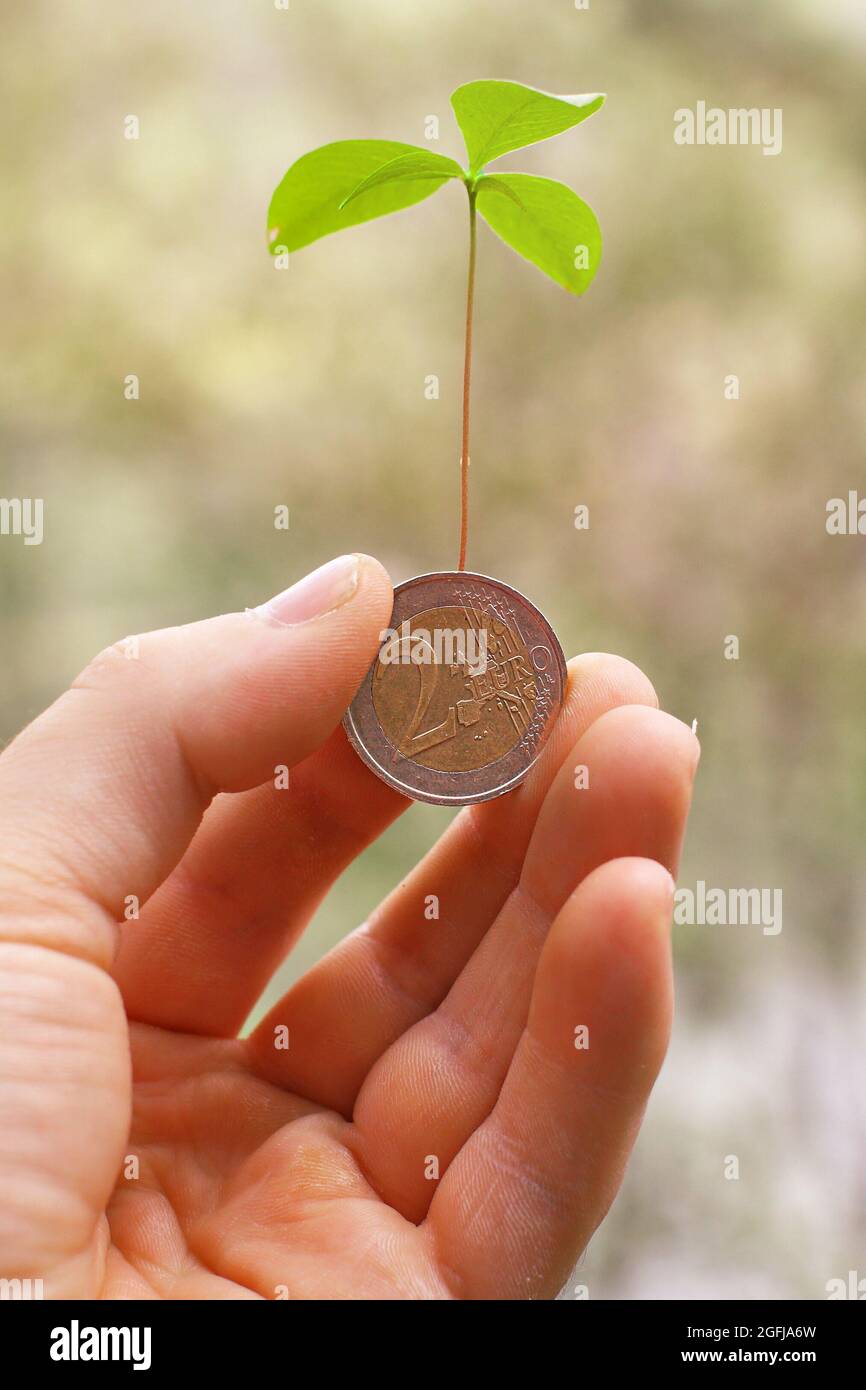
343, 572, 567, 806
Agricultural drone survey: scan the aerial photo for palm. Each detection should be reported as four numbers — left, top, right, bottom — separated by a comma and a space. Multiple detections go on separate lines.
105, 1028, 451, 1300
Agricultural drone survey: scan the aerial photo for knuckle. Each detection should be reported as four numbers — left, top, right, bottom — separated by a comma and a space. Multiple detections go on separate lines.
69, 633, 171, 714
70, 638, 142, 693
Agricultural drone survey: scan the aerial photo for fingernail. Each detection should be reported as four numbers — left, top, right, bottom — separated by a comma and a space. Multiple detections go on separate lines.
657, 867, 677, 932
255, 554, 360, 625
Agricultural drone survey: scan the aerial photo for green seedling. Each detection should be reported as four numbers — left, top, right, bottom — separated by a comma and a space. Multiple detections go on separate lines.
267, 80, 604, 569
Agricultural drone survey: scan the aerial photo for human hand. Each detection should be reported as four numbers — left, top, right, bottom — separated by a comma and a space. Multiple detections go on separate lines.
0, 553, 698, 1300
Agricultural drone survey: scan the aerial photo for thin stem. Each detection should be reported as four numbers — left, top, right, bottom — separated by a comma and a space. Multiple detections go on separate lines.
458, 185, 477, 572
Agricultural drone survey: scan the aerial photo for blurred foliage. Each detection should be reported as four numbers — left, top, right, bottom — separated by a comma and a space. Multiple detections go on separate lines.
1, 0, 864, 1298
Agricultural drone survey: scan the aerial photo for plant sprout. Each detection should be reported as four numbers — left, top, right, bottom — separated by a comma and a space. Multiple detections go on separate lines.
267, 80, 604, 571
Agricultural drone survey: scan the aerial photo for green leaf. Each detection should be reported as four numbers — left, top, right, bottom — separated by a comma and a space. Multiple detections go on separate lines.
267, 140, 454, 253
473, 174, 526, 211
339, 150, 464, 210
451, 80, 604, 172
476, 172, 602, 295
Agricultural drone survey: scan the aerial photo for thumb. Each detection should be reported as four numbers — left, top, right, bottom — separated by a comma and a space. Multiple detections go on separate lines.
0, 552, 390, 1295
0, 552, 392, 970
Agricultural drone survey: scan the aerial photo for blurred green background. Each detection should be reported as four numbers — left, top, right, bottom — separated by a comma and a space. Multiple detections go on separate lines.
2, 0, 865, 1298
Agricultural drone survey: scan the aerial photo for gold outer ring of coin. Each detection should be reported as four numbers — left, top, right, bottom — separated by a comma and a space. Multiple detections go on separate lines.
342, 571, 567, 806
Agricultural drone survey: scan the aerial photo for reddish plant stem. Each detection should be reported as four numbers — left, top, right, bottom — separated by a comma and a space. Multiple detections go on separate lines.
458, 187, 477, 572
